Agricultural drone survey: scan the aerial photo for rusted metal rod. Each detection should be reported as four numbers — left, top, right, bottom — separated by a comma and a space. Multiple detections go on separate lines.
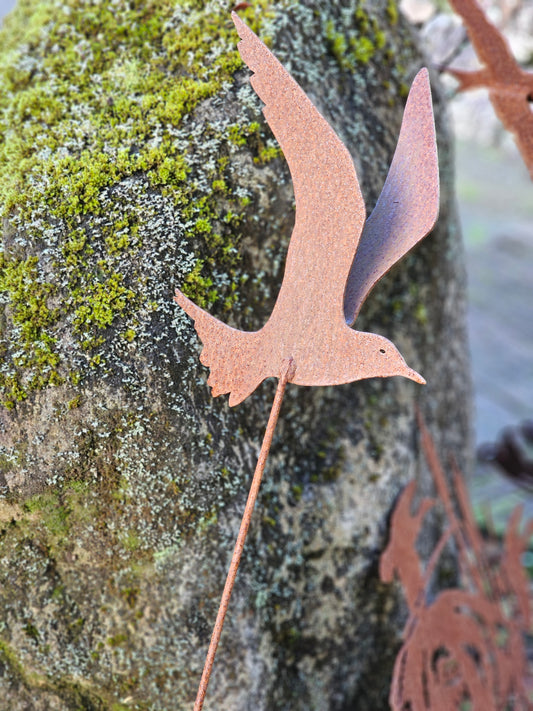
193, 358, 295, 711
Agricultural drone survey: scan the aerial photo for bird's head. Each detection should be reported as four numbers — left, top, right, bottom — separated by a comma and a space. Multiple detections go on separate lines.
369, 334, 426, 385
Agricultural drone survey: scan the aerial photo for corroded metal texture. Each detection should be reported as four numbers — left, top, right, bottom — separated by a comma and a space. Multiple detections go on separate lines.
446, 0, 533, 179
380, 416, 533, 710
175, 12, 439, 407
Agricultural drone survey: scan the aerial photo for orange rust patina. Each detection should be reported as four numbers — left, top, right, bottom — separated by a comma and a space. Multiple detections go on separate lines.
446, 0, 533, 179
176, 12, 439, 407
175, 13, 440, 710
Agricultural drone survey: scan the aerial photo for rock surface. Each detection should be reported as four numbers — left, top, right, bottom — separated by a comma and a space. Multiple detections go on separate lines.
0, 0, 470, 709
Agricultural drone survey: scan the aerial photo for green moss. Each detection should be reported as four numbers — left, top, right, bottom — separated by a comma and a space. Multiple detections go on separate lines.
0, 254, 62, 406
415, 302, 428, 326
351, 36, 376, 64
181, 260, 217, 308
399, 81, 410, 98
21, 480, 99, 549
325, 20, 349, 65
197, 506, 218, 532
51, 585, 65, 601
324, 5, 394, 70
73, 271, 135, 348
0, 0, 280, 406
255, 144, 283, 164
106, 632, 128, 648
291, 484, 303, 502
23, 622, 40, 642
122, 531, 141, 551
386, 0, 399, 25
375, 29, 386, 49
354, 6, 371, 33
0, 636, 136, 709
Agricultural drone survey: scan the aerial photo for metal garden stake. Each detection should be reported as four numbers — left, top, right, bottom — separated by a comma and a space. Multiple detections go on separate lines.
175, 12, 440, 710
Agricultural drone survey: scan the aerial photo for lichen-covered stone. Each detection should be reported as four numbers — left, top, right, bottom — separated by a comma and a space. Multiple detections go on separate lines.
0, 0, 470, 709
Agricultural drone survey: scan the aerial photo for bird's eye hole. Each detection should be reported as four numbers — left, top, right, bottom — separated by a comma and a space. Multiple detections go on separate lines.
379, 348, 386, 354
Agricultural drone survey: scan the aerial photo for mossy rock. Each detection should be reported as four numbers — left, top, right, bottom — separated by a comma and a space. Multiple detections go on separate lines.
0, 0, 470, 709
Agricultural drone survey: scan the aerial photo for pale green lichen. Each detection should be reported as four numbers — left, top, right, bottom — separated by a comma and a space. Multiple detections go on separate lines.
0, 0, 277, 406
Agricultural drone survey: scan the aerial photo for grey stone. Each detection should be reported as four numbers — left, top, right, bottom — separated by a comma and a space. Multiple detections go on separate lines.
0, 0, 470, 709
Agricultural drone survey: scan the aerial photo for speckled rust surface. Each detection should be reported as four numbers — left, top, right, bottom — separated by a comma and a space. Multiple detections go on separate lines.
175, 12, 439, 407
381, 415, 533, 710
446, 0, 533, 179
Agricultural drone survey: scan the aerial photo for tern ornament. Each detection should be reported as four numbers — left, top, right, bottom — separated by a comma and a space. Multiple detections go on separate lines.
445, 0, 533, 179
176, 13, 439, 407
175, 13, 439, 710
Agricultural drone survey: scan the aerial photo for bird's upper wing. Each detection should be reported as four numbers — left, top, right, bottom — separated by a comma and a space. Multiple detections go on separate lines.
448, 0, 522, 81
233, 13, 366, 326
343, 69, 439, 326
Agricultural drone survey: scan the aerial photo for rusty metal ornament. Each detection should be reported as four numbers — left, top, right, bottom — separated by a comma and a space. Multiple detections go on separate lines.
176, 12, 439, 407
175, 12, 439, 710
380, 415, 533, 710
445, 0, 533, 179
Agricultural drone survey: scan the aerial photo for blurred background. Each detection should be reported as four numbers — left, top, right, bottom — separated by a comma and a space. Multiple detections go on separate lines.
0, 0, 14, 20
1, 0, 532, 528
401, 0, 533, 531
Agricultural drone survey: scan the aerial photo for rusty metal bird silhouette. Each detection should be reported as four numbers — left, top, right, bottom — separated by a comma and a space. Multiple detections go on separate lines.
445, 0, 533, 179
175, 12, 439, 710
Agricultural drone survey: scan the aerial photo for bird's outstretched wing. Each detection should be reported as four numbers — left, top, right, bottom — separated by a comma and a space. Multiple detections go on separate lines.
445, 0, 533, 179
448, 0, 523, 81
343, 69, 439, 326
232, 12, 366, 325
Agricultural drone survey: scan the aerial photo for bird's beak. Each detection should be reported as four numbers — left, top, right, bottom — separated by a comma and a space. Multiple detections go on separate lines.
407, 368, 426, 385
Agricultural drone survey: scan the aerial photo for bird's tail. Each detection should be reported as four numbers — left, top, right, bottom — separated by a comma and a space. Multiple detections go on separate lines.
175, 289, 266, 406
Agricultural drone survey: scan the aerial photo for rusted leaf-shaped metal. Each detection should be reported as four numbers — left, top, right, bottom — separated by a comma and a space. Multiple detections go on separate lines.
445, 0, 533, 179
380, 416, 533, 710
343, 69, 439, 325
175, 12, 439, 406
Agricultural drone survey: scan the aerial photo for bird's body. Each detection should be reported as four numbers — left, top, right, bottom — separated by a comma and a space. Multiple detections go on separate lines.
175, 13, 439, 406
175, 290, 423, 406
